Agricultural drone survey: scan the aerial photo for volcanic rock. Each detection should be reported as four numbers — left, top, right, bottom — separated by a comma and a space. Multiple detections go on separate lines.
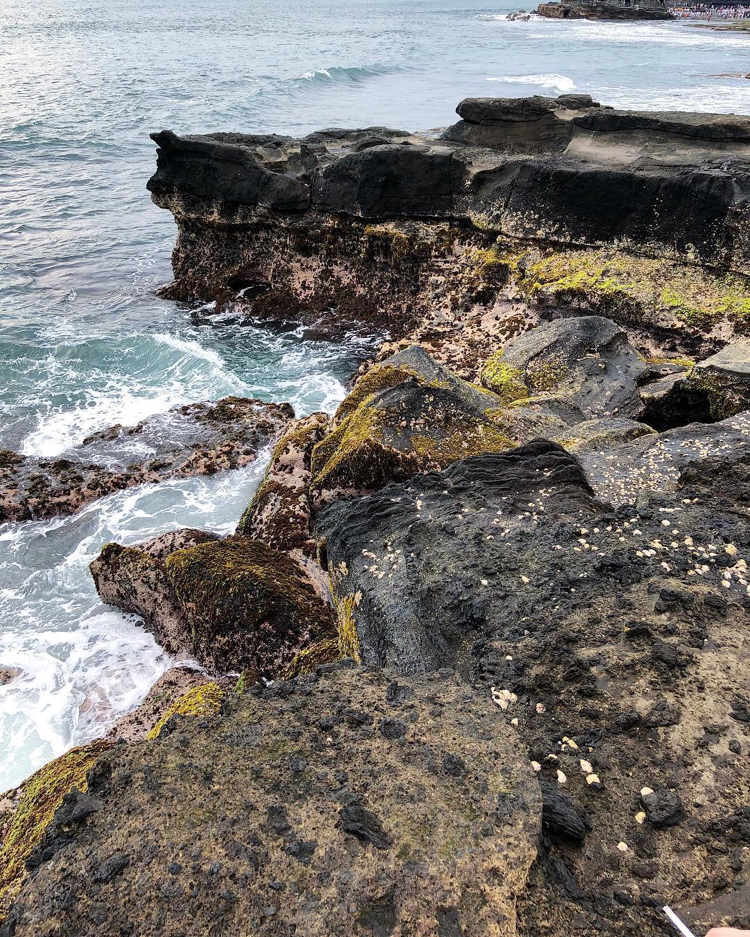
480, 315, 648, 419
315, 438, 750, 934
0, 665, 542, 937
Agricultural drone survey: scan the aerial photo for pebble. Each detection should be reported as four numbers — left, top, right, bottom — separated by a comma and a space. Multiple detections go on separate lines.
617, 842, 629, 852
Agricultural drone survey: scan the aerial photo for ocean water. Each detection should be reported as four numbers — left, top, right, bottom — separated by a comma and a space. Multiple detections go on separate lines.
2, 0, 750, 793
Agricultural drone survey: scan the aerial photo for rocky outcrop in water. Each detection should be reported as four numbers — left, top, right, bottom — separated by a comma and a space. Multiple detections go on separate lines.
90, 531, 336, 675
147, 95, 750, 368
0, 397, 293, 524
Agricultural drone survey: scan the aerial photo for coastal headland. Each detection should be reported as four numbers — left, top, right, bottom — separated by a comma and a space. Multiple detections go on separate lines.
0, 94, 748, 937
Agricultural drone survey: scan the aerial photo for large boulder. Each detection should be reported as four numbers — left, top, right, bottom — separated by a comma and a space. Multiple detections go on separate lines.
315, 440, 750, 934
90, 531, 336, 675
583, 411, 750, 505
1, 665, 542, 937
0, 397, 293, 524
480, 315, 648, 420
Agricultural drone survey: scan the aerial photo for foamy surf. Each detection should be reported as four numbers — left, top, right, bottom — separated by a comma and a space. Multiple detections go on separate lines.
0, 455, 277, 792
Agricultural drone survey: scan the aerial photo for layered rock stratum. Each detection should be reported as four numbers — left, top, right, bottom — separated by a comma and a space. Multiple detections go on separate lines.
1, 96, 748, 937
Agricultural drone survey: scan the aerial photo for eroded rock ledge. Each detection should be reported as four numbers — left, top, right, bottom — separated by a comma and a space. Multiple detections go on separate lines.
148, 94, 750, 366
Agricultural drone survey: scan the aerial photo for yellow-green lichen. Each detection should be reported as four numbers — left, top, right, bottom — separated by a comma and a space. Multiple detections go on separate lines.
410, 421, 513, 462
147, 682, 224, 740
362, 224, 411, 258
336, 592, 362, 663
333, 365, 417, 423
646, 355, 695, 369
474, 246, 516, 285
519, 248, 750, 335
284, 637, 341, 678
479, 356, 528, 403
0, 739, 111, 918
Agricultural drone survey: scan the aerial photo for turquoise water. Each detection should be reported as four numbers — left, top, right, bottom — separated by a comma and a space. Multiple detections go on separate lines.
2, 0, 750, 792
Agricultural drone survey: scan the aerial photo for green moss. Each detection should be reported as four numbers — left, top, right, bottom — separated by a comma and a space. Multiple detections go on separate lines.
147, 683, 224, 740
479, 356, 528, 403
474, 246, 516, 285
0, 739, 111, 918
410, 421, 513, 462
333, 365, 418, 423
526, 359, 567, 394
164, 538, 334, 667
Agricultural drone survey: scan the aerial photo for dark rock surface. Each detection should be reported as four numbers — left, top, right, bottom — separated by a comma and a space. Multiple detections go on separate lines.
582, 411, 750, 505
0, 397, 293, 524
149, 94, 750, 285
0, 665, 542, 937
315, 439, 750, 934
90, 532, 336, 675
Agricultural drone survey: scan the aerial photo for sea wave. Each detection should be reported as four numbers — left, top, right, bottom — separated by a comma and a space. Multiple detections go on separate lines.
489, 73, 577, 94
297, 64, 396, 85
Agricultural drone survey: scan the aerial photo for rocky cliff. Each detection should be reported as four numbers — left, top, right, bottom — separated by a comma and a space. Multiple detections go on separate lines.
0, 97, 748, 937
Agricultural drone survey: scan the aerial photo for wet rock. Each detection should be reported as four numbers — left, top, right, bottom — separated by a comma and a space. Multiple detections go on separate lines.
0, 667, 22, 686
1, 667, 541, 937
0, 397, 293, 524
90, 534, 336, 675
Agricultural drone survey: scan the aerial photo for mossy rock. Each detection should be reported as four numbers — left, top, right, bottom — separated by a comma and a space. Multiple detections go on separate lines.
480, 316, 648, 421
688, 340, 750, 420
146, 682, 225, 739
283, 637, 341, 678
309, 347, 513, 501
310, 381, 513, 500
165, 536, 337, 674
0, 739, 111, 920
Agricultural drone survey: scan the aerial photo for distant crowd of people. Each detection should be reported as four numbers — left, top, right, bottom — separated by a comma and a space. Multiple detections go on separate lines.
669, 3, 750, 17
